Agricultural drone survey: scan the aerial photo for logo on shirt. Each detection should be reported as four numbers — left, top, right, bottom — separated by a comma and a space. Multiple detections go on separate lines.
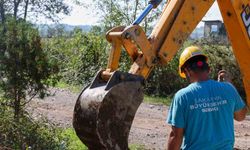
189, 96, 228, 113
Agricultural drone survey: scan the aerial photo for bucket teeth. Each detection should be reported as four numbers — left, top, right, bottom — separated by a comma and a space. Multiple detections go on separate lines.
73, 71, 144, 149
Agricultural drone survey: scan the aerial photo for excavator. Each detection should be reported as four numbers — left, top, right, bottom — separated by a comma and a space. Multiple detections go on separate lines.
73, 0, 250, 149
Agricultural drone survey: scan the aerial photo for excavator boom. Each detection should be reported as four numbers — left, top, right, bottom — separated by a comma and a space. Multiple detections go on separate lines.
73, 0, 250, 149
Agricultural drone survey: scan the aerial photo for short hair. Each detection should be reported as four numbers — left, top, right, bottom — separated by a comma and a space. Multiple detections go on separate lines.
181, 55, 209, 73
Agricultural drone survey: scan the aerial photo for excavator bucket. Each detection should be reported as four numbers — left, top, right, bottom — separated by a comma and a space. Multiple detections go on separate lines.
73, 70, 144, 149
72, 2, 163, 149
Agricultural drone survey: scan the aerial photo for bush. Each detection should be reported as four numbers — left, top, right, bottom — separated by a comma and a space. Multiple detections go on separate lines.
145, 40, 245, 98
45, 29, 245, 99
44, 28, 108, 86
0, 106, 68, 150
201, 43, 245, 97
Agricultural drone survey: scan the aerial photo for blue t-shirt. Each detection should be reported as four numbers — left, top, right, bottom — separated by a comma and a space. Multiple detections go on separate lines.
167, 80, 246, 150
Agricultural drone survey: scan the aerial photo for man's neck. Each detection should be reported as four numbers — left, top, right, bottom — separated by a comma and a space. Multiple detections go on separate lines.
189, 74, 209, 83
190, 78, 209, 83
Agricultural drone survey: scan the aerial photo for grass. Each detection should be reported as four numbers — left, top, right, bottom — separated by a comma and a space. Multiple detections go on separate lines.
61, 128, 88, 150
129, 144, 145, 150
144, 95, 172, 106
55, 81, 82, 93
62, 128, 146, 150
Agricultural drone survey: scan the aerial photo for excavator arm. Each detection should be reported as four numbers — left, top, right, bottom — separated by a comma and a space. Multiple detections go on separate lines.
73, 0, 250, 149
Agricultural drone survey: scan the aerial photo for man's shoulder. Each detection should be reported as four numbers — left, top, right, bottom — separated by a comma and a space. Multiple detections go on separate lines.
176, 82, 201, 95
173, 87, 194, 106
198, 79, 234, 90
201, 80, 238, 97
175, 86, 192, 99
175, 80, 231, 97
210, 80, 235, 90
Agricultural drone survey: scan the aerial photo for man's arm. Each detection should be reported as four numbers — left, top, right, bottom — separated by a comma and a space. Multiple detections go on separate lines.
167, 126, 184, 150
218, 70, 249, 121
218, 70, 232, 83
234, 107, 248, 121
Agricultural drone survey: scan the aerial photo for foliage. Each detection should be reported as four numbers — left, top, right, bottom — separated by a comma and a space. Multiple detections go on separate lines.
45, 25, 245, 99
0, 19, 59, 119
94, 0, 165, 32
0, 106, 67, 150
0, 102, 148, 149
44, 28, 108, 86
146, 40, 245, 98
0, 0, 69, 23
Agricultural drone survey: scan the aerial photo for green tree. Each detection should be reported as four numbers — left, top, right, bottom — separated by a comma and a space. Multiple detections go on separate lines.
0, 19, 59, 120
45, 27, 108, 86
0, 0, 69, 23
0, 0, 70, 122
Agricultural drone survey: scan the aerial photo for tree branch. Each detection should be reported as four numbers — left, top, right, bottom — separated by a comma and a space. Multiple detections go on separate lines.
20, 91, 38, 107
23, 0, 29, 20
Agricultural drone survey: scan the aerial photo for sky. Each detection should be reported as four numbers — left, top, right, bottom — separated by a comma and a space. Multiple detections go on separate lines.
52, 0, 222, 26
59, 0, 99, 25
203, 1, 222, 20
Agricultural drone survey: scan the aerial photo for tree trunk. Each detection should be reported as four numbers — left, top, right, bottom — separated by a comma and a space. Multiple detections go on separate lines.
14, 0, 17, 20
12, 26, 20, 121
0, 0, 5, 23
144, 0, 148, 33
109, 0, 113, 28
24, 0, 29, 20
14, 88, 21, 121
133, 0, 139, 21
14, 0, 21, 20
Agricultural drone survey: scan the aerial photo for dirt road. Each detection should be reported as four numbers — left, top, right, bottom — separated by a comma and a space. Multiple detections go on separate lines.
28, 88, 250, 150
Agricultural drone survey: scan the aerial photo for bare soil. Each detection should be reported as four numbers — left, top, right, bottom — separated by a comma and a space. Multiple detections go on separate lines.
27, 88, 250, 150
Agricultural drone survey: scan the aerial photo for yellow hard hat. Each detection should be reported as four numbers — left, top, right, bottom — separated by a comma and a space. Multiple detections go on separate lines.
179, 46, 208, 78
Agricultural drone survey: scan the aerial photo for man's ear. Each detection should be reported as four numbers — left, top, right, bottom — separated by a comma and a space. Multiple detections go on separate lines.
207, 66, 211, 73
184, 68, 190, 78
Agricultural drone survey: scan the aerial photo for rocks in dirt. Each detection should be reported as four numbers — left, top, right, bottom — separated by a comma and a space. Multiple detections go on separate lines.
244, 133, 250, 136
149, 105, 155, 109
146, 133, 158, 138
240, 124, 246, 128
149, 105, 164, 111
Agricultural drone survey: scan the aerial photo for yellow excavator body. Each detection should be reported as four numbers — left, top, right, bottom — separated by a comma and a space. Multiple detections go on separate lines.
73, 0, 250, 149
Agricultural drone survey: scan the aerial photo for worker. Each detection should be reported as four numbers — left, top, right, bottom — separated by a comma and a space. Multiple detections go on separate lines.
166, 46, 248, 150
